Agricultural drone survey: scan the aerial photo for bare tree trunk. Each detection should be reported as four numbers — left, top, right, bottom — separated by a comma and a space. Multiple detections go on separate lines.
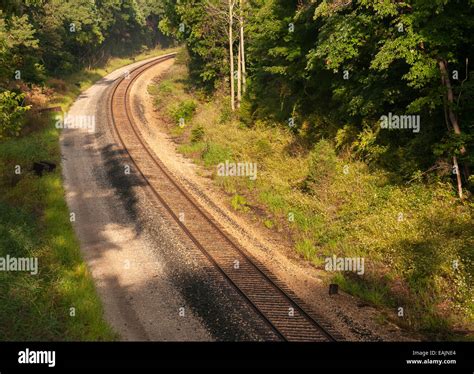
237, 39, 242, 108
441, 65, 464, 199
439, 60, 464, 138
239, 0, 246, 93
453, 156, 463, 199
229, 0, 235, 111
439, 59, 469, 166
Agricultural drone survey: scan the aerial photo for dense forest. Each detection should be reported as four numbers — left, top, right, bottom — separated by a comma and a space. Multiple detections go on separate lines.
0, 0, 473, 339
158, 0, 474, 197
0, 0, 172, 138
2, 1, 473, 192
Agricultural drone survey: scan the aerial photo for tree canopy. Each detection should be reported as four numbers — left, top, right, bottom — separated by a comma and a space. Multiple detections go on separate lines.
160, 0, 473, 195
1, 0, 472, 195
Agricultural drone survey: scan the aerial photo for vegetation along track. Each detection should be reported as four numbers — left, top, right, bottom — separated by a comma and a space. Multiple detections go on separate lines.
109, 54, 342, 342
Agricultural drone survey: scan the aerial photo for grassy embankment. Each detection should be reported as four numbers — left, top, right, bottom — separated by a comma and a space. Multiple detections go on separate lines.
0, 46, 178, 340
148, 50, 473, 340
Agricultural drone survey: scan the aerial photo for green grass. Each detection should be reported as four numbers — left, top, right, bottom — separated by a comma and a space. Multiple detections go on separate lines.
202, 143, 233, 167
0, 46, 178, 340
149, 51, 474, 340
0, 121, 116, 340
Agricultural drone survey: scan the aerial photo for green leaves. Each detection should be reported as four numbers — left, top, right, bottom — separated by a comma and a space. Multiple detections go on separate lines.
310, 13, 370, 71
0, 91, 30, 139
0, 11, 40, 84
5, 15, 38, 50
0, 0, 164, 75
158, 0, 230, 89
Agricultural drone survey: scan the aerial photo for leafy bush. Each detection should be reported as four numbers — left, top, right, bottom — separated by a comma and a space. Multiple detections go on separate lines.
0, 91, 30, 139
230, 194, 249, 212
159, 81, 174, 94
170, 99, 197, 125
352, 126, 387, 163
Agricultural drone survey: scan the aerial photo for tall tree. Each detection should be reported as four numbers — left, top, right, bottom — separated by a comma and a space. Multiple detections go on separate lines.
239, 0, 246, 94
229, 0, 235, 110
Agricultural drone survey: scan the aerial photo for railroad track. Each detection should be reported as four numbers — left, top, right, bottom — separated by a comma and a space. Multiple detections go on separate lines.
108, 54, 341, 342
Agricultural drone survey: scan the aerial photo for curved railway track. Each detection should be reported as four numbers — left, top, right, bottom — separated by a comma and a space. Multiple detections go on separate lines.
108, 54, 341, 342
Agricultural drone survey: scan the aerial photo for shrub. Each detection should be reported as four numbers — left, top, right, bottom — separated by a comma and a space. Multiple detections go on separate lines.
230, 194, 249, 212
47, 78, 67, 93
170, 99, 197, 125
0, 91, 30, 139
